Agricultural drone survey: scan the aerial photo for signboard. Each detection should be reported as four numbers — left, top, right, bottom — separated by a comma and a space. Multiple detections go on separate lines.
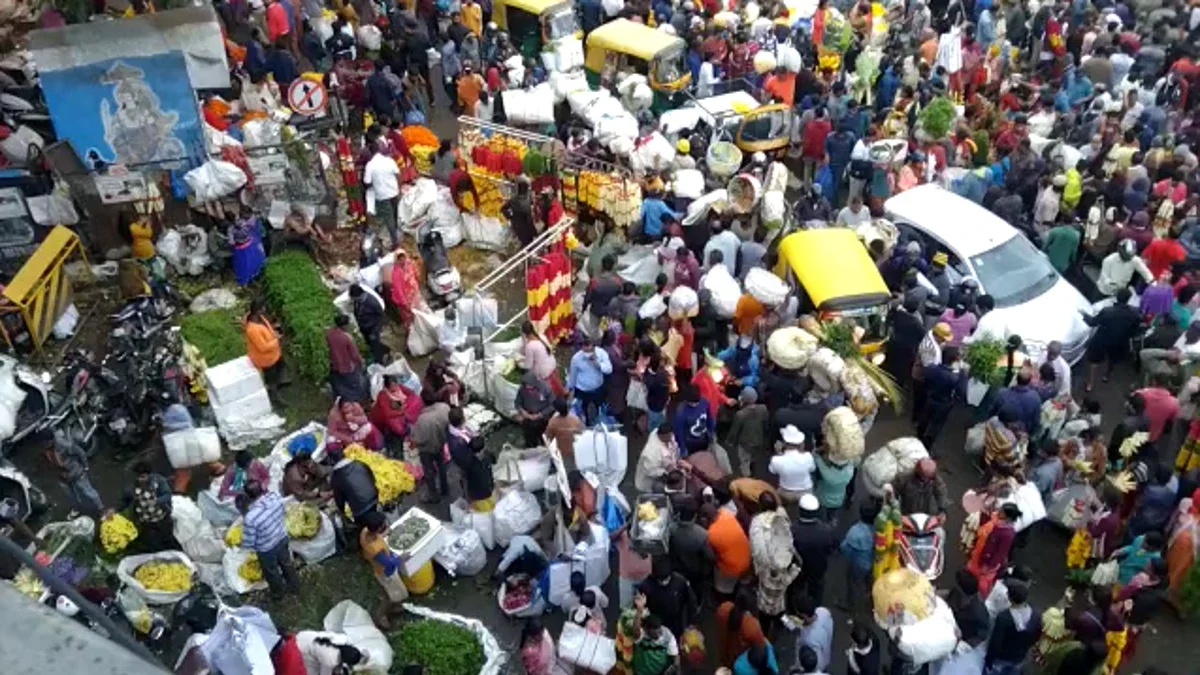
95, 171, 149, 204
286, 79, 328, 115
247, 154, 289, 185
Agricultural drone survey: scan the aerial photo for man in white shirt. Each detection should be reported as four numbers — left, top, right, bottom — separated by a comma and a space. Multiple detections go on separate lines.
836, 196, 872, 227
1097, 240, 1152, 296
1045, 341, 1072, 396
702, 221, 741, 277
769, 426, 816, 504
362, 141, 401, 246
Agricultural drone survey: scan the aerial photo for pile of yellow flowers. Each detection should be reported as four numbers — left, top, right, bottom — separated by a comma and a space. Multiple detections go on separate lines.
1065, 529, 1091, 569
345, 444, 416, 504
225, 523, 243, 547
285, 503, 321, 539
472, 174, 505, 219
412, 145, 436, 174
133, 561, 192, 593
238, 554, 264, 583
100, 513, 139, 554
13, 568, 44, 599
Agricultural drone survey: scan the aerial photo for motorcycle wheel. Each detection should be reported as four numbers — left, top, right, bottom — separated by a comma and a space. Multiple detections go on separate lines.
27, 486, 49, 517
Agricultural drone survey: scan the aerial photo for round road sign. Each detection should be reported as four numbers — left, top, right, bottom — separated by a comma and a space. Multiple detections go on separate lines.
287, 79, 329, 115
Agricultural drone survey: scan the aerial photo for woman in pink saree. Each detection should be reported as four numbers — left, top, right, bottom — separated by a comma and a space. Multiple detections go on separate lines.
369, 376, 423, 456
519, 619, 569, 675
328, 398, 384, 450
388, 250, 422, 327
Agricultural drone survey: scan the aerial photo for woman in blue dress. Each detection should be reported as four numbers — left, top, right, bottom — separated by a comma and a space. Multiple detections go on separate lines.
229, 210, 266, 286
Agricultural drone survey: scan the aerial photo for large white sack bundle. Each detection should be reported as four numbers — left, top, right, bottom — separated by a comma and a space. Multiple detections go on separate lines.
754, 50, 777, 74
702, 264, 742, 318
896, 597, 959, 665
841, 363, 880, 421
776, 44, 802, 72
548, 69, 589, 103
117, 551, 198, 604
673, 169, 705, 199
766, 327, 820, 370
862, 448, 900, 496
683, 189, 729, 226
398, 178, 439, 224
761, 191, 786, 228
889, 437, 930, 474
630, 132, 676, 174
407, 307, 445, 357
764, 162, 791, 193
822, 406, 865, 464
185, 160, 247, 203
668, 286, 700, 319
356, 24, 382, 51
744, 268, 788, 305
502, 84, 555, 125
808, 347, 845, 391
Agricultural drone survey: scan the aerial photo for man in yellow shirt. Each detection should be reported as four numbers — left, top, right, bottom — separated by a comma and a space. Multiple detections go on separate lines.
462, 0, 483, 36
359, 510, 407, 628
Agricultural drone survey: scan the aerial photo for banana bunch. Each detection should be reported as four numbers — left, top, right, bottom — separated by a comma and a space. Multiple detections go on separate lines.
412, 145, 436, 175
285, 503, 321, 539
100, 514, 139, 554
345, 444, 416, 504
225, 523, 243, 547
474, 176, 505, 219
238, 554, 264, 583
133, 561, 192, 593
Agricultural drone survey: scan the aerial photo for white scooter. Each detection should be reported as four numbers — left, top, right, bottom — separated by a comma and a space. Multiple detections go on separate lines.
897, 512, 946, 581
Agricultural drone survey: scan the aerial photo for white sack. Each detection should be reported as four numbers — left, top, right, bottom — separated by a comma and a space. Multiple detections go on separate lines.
745, 267, 788, 305
185, 160, 248, 203
171, 496, 225, 564
117, 551, 198, 605
702, 264, 742, 318
324, 601, 394, 675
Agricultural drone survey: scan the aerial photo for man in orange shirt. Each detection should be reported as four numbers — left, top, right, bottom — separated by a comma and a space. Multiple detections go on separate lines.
763, 68, 796, 106
702, 502, 750, 597
244, 301, 285, 389
456, 64, 486, 113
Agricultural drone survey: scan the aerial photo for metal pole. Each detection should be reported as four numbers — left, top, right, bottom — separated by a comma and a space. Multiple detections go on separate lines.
0, 535, 165, 669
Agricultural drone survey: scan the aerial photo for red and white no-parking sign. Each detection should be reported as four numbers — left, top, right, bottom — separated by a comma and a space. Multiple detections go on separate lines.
287, 79, 329, 115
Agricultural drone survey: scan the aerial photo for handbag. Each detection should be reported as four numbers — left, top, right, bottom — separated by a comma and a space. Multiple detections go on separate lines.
558, 622, 617, 673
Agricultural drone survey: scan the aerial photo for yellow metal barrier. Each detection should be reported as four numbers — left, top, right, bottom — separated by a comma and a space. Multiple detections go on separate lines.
0, 226, 88, 355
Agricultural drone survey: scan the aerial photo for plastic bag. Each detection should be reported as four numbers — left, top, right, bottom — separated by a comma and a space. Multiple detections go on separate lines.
668, 285, 700, 319
462, 213, 511, 251
289, 509, 337, 564
164, 427, 222, 469
185, 160, 248, 203
493, 489, 542, 548
1091, 560, 1119, 586
701, 264, 741, 318
808, 347, 846, 391
761, 191, 786, 228
766, 326, 820, 370
26, 193, 79, 226
575, 426, 629, 490
172, 496, 225, 564
398, 178, 440, 224
559, 622, 617, 672
896, 597, 958, 665
222, 546, 268, 594
435, 525, 488, 576
406, 307, 444, 357
673, 169, 705, 199
201, 606, 280, 675
965, 422, 986, 456
117, 551, 198, 605
744, 267, 788, 305
451, 497, 496, 550
356, 24, 382, 51
324, 601, 394, 675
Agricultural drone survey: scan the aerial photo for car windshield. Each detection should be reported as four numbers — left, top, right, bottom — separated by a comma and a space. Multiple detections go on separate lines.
545, 7, 578, 40
969, 235, 1059, 308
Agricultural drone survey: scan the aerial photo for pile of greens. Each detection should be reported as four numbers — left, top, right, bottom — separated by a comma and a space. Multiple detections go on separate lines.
964, 338, 1007, 387
263, 250, 335, 383
390, 619, 485, 675
180, 309, 246, 365
918, 97, 957, 140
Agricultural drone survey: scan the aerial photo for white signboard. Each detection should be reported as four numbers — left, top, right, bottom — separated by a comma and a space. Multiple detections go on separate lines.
94, 172, 148, 204
247, 155, 289, 185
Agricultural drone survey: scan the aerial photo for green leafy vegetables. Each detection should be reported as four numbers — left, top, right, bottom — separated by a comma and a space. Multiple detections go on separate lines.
180, 309, 246, 365
918, 97, 957, 140
964, 338, 1007, 387
262, 250, 335, 383
390, 619, 485, 675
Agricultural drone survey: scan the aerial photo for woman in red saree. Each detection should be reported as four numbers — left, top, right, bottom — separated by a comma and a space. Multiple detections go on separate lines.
388, 250, 422, 327
370, 376, 423, 456
967, 502, 1020, 594
328, 398, 384, 450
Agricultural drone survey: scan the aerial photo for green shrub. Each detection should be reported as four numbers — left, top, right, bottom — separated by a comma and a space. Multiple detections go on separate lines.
389, 619, 485, 675
180, 309, 245, 365
262, 250, 334, 383
918, 97, 957, 140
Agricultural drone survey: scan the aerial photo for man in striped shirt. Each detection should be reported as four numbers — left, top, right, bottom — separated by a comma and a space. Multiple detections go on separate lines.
241, 482, 299, 598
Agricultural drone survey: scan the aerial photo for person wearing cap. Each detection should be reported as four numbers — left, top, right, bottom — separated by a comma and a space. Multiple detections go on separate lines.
727, 386, 768, 476
1097, 239, 1153, 296
925, 251, 951, 315
673, 138, 696, 171
769, 426, 815, 508
791, 493, 836, 605
912, 321, 952, 421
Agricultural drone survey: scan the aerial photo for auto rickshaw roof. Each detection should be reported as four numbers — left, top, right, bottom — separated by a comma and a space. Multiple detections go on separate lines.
775, 228, 891, 310
586, 18, 684, 61
499, 0, 570, 15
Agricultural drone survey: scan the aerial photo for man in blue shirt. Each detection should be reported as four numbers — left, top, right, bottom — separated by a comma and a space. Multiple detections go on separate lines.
240, 482, 300, 598
673, 385, 714, 456
567, 338, 612, 425
990, 370, 1043, 436
639, 190, 681, 243
839, 503, 878, 613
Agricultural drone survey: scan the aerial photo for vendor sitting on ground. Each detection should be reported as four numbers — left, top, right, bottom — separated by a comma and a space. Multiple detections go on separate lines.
328, 398, 384, 450
281, 452, 329, 502
423, 356, 464, 405
219, 450, 270, 500
370, 375, 423, 456
279, 203, 331, 259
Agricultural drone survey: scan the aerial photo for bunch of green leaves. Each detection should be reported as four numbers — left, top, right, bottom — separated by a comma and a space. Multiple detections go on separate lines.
971, 130, 991, 168
389, 619, 485, 675
964, 338, 1007, 387
262, 250, 334, 383
818, 320, 859, 360
180, 309, 246, 365
918, 97, 957, 140
1178, 555, 1200, 618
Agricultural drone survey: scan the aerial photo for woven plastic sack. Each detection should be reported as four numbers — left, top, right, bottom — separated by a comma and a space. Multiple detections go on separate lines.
896, 596, 958, 665
766, 327, 820, 370
701, 264, 741, 318
761, 191, 786, 228
289, 510, 337, 564
668, 286, 699, 319
492, 489, 542, 547
726, 174, 762, 213
117, 551, 198, 605
872, 568, 935, 629
888, 437, 930, 475
808, 347, 845, 391
222, 545, 268, 594
435, 525, 488, 576
822, 406, 865, 464
673, 169, 705, 199
171, 496, 224, 564
450, 498, 496, 550
745, 268, 788, 306
861, 447, 899, 497
840, 364, 879, 420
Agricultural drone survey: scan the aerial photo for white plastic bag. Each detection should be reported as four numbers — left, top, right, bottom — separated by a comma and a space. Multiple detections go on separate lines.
26, 193, 79, 226
172, 496, 225, 564
324, 601, 394, 675
462, 213, 511, 251
164, 426, 222, 469
574, 427, 629, 490
407, 307, 444, 357
201, 606, 280, 675
398, 178, 439, 224
493, 489, 543, 547
999, 481, 1047, 532
117, 551, 198, 605
198, 476, 241, 526
435, 525, 488, 576
558, 622, 618, 673
356, 24, 382, 51
451, 498, 496, 550
289, 510, 337, 564
673, 169, 705, 199
761, 191, 786, 228
745, 267, 788, 305
185, 160, 248, 203
896, 597, 958, 665
668, 285, 699, 319
493, 446, 553, 491
701, 264, 741, 318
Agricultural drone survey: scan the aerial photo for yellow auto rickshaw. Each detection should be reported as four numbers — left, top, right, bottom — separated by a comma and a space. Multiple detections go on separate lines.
774, 228, 891, 353
689, 86, 794, 155
584, 18, 690, 111
492, 0, 581, 58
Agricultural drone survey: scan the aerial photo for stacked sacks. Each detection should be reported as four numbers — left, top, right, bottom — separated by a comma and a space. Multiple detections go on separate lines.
766, 327, 820, 370
822, 407, 865, 464
862, 437, 929, 497
840, 363, 880, 432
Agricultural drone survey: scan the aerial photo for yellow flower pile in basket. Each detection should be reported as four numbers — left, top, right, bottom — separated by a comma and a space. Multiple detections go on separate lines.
286, 502, 321, 539
239, 554, 264, 583
100, 514, 139, 554
133, 561, 192, 593
345, 445, 416, 504
225, 523, 243, 547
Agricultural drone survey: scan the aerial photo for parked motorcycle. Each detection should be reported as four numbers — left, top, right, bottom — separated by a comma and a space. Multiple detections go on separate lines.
0, 353, 95, 458
0, 459, 49, 522
897, 512, 946, 580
